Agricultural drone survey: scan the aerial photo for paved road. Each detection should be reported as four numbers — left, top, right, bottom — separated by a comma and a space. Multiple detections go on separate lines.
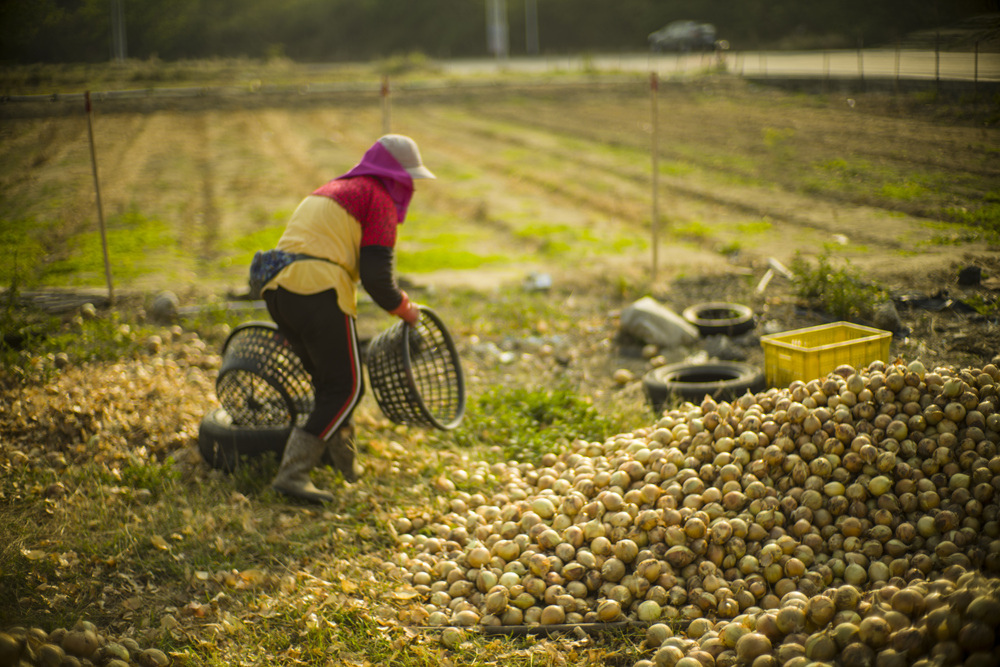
446, 49, 1000, 83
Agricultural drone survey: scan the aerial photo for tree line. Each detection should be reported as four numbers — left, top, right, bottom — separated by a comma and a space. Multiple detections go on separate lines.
1, 0, 995, 65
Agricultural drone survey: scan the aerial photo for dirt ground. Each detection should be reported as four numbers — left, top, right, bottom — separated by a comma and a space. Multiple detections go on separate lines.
3, 72, 1000, 664
2, 75, 998, 391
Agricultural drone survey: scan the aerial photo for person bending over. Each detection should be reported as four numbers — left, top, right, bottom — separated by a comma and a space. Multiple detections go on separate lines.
256, 134, 433, 502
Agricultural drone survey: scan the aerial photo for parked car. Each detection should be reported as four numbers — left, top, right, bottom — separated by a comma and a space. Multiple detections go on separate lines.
648, 20, 717, 52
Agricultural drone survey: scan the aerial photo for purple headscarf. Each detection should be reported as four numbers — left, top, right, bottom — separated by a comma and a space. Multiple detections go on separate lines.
336, 142, 415, 223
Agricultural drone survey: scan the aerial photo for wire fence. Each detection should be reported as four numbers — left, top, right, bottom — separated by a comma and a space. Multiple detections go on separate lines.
3, 47, 997, 108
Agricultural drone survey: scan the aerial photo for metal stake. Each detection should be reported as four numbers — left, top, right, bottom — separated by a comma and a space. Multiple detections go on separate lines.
85, 91, 114, 305
650, 72, 660, 283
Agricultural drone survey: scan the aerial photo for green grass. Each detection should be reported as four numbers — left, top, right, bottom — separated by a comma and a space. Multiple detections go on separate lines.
920, 219, 989, 246
818, 157, 866, 176
809, 157, 936, 204
945, 202, 1000, 236
807, 158, 998, 239
790, 250, 889, 322
514, 221, 643, 258
453, 385, 630, 463
397, 247, 508, 273
0, 218, 48, 286
671, 219, 713, 242
718, 240, 742, 255
429, 286, 592, 337
735, 218, 773, 235
42, 309, 160, 363
762, 126, 796, 160
0, 305, 155, 380
880, 180, 928, 201
43, 210, 174, 285
659, 161, 696, 177
965, 293, 1000, 318
227, 225, 287, 259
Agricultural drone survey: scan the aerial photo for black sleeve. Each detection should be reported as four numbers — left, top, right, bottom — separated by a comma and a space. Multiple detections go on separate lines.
359, 245, 405, 312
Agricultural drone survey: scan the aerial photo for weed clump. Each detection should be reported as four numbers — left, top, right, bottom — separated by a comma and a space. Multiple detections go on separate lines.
790, 251, 888, 322
454, 385, 626, 464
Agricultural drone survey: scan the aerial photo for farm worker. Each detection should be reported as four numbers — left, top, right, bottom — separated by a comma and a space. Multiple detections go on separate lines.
256, 134, 432, 503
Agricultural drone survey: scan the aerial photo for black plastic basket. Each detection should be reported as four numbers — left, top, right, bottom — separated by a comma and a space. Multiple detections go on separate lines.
216, 322, 314, 426
367, 307, 466, 430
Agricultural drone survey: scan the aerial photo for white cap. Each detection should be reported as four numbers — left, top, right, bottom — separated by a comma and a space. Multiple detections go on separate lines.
378, 134, 435, 179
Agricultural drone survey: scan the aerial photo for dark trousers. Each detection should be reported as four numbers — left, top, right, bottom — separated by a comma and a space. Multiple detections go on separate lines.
263, 287, 363, 440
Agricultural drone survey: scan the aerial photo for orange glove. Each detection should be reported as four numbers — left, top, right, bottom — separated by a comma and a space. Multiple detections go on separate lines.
389, 291, 420, 325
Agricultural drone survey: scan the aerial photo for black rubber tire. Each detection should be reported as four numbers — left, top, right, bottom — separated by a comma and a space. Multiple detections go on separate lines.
682, 302, 755, 337
198, 407, 289, 472
643, 362, 764, 412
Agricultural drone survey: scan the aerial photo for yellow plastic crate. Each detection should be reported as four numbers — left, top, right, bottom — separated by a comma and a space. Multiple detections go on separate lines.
760, 322, 892, 388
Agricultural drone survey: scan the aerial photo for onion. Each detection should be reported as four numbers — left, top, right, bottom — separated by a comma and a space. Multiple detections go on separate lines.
467, 546, 491, 568
890, 626, 927, 658
805, 595, 836, 627
858, 616, 891, 648
834, 585, 861, 610
637, 600, 662, 622
596, 599, 621, 622
539, 605, 565, 625
440, 627, 465, 648
528, 553, 551, 577
832, 622, 860, 648
840, 642, 875, 667
536, 528, 561, 550
875, 648, 909, 667
719, 622, 749, 648
735, 632, 772, 664
484, 586, 509, 614
804, 632, 838, 660
645, 623, 673, 649
601, 558, 626, 582
957, 620, 995, 653
452, 609, 480, 627
944, 402, 967, 423
774, 606, 805, 635
653, 645, 684, 667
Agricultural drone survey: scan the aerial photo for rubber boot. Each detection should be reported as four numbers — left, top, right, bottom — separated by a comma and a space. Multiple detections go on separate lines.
324, 423, 361, 483
272, 427, 334, 503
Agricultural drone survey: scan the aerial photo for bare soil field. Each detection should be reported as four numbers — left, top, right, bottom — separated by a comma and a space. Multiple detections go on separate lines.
2, 74, 998, 373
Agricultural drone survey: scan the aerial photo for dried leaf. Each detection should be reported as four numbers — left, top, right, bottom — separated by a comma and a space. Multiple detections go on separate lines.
150, 535, 170, 550
390, 586, 420, 601
182, 601, 210, 618
239, 568, 267, 588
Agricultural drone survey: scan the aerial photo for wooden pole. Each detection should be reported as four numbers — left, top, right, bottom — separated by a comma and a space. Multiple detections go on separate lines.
381, 75, 391, 134
857, 35, 865, 87
823, 51, 830, 93
894, 41, 900, 96
650, 72, 660, 283
935, 32, 941, 92
974, 40, 979, 100
85, 91, 114, 305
